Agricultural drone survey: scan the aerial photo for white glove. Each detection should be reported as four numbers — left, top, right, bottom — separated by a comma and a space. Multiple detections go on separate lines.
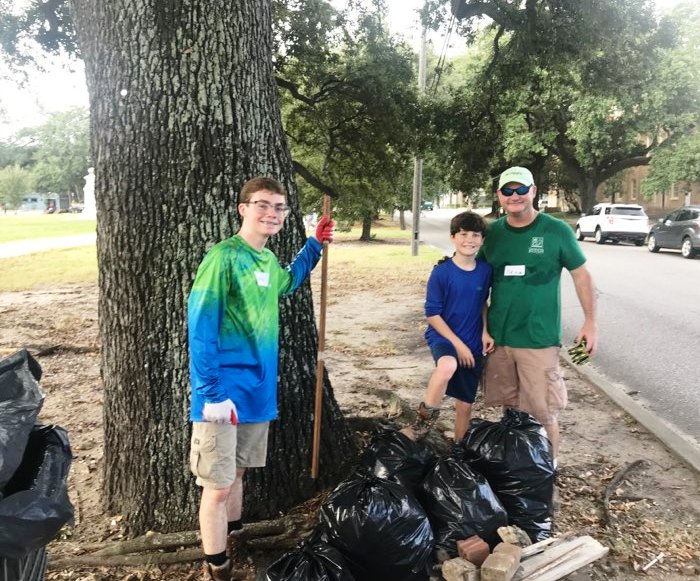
203, 399, 238, 424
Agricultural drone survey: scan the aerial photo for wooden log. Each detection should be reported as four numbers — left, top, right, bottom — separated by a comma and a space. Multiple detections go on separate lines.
67, 514, 301, 558
48, 547, 205, 569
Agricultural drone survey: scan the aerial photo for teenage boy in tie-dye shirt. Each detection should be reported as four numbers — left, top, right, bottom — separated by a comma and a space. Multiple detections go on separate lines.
188, 176, 334, 580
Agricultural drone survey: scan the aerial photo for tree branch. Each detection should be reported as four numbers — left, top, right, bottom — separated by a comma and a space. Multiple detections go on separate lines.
452, 1, 512, 27
292, 160, 340, 199
275, 76, 315, 106
599, 155, 651, 183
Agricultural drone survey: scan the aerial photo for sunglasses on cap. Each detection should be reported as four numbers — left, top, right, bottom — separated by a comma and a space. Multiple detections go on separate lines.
500, 185, 531, 196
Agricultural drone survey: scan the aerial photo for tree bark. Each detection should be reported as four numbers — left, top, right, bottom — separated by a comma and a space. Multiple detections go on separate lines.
70, 0, 356, 534
360, 213, 373, 241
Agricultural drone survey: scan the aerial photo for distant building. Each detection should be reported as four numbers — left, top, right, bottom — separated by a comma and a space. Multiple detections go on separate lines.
20, 192, 71, 213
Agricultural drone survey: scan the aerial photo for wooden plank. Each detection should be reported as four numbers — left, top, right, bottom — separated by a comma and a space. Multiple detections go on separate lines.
523, 540, 608, 581
513, 536, 608, 581
520, 537, 562, 559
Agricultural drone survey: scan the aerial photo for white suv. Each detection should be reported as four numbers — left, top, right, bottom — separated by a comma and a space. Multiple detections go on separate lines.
575, 203, 649, 246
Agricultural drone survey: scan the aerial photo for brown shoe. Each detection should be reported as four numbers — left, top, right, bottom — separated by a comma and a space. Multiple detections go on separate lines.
204, 559, 231, 581
401, 402, 440, 441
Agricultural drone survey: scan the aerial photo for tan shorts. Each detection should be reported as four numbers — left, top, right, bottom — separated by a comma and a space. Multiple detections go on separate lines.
189, 421, 269, 489
482, 346, 566, 426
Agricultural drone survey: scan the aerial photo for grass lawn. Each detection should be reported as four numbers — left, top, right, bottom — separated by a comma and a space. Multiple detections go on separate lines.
0, 246, 97, 292
0, 214, 97, 244
0, 215, 440, 292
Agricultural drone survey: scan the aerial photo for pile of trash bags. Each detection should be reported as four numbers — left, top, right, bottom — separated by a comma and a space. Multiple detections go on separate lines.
267, 408, 555, 581
0, 350, 74, 581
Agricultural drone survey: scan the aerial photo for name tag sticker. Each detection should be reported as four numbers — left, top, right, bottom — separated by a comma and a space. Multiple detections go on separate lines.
254, 271, 270, 287
504, 265, 525, 276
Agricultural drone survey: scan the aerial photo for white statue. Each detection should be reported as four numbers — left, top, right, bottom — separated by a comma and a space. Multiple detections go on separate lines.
82, 167, 96, 219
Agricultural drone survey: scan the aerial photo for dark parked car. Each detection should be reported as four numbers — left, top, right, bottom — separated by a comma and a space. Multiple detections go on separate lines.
421, 200, 434, 211
647, 205, 700, 259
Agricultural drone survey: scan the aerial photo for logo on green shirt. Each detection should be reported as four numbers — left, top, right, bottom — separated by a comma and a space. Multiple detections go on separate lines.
529, 237, 544, 254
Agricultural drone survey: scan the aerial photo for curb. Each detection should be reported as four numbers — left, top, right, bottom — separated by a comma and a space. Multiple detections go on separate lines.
562, 353, 700, 474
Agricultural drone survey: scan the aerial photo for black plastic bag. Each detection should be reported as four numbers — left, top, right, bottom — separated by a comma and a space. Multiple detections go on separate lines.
0, 350, 44, 492
357, 428, 436, 495
0, 425, 74, 558
265, 533, 355, 581
418, 453, 508, 554
459, 409, 555, 542
319, 474, 434, 581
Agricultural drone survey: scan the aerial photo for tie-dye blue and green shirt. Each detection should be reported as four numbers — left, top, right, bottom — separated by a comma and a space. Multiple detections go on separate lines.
188, 234, 322, 423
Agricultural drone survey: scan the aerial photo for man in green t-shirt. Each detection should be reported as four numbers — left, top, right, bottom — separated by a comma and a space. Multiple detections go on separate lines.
479, 166, 597, 463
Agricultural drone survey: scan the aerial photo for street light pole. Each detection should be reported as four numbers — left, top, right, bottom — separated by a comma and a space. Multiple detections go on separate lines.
411, 24, 427, 256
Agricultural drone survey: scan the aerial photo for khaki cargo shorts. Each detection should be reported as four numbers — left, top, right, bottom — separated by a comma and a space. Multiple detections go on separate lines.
482, 346, 566, 426
189, 421, 269, 489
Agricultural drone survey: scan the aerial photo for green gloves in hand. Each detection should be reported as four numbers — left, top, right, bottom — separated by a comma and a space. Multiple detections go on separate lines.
568, 339, 590, 365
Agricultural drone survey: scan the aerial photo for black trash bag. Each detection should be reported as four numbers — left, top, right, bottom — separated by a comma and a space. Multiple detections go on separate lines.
459, 409, 555, 542
0, 350, 44, 492
357, 428, 436, 495
265, 532, 355, 581
319, 474, 434, 581
0, 425, 74, 558
418, 454, 508, 554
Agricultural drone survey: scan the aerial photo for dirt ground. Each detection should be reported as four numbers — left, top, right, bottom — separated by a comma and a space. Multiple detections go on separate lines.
1, 239, 699, 580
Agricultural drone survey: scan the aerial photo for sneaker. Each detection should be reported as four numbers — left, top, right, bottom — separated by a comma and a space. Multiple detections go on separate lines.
401, 402, 440, 441
204, 558, 231, 581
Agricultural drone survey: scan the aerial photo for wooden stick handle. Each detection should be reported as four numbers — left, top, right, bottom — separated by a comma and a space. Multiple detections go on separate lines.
311, 195, 331, 479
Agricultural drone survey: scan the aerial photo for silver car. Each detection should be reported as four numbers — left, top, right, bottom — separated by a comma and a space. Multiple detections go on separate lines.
647, 205, 700, 259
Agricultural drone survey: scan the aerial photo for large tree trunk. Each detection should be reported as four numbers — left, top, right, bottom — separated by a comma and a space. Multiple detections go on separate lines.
578, 176, 600, 214
71, 0, 357, 534
359, 213, 373, 241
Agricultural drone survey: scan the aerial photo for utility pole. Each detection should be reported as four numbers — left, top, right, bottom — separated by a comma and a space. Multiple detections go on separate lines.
411, 24, 427, 256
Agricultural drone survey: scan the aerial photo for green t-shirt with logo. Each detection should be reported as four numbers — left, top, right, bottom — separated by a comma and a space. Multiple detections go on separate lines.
479, 213, 586, 348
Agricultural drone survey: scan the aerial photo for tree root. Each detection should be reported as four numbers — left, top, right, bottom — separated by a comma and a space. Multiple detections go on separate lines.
602, 459, 646, 527
34, 343, 99, 356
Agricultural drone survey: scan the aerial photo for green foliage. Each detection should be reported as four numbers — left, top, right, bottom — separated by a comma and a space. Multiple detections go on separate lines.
0, 0, 77, 68
0, 108, 90, 198
642, 133, 700, 197
277, 2, 419, 237
432, 0, 699, 212
28, 107, 90, 196
0, 163, 32, 208
642, 1, 700, 197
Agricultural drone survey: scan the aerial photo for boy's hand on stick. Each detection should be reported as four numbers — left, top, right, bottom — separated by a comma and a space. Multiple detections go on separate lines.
315, 214, 335, 244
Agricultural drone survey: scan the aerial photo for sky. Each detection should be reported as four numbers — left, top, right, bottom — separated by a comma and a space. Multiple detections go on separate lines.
0, 0, 685, 140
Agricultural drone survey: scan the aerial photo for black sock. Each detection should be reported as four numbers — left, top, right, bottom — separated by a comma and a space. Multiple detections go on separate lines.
228, 519, 243, 534
205, 551, 228, 567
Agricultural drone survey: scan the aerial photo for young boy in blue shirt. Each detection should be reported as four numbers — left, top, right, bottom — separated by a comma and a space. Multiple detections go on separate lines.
402, 211, 493, 442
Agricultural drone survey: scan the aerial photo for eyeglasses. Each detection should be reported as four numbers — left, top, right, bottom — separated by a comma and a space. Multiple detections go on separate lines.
243, 200, 291, 217
500, 185, 531, 197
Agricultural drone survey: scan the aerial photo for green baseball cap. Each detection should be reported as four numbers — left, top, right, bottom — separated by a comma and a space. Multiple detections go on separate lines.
498, 166, 534, 190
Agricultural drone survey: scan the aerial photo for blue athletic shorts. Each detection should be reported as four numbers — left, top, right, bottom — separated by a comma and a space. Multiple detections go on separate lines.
430, 342, 484, 404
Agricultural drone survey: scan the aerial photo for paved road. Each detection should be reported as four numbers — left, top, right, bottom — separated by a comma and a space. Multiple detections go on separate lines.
0, 233, 96, 258
561, 240, 700, 447
418, 210, 700, 450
